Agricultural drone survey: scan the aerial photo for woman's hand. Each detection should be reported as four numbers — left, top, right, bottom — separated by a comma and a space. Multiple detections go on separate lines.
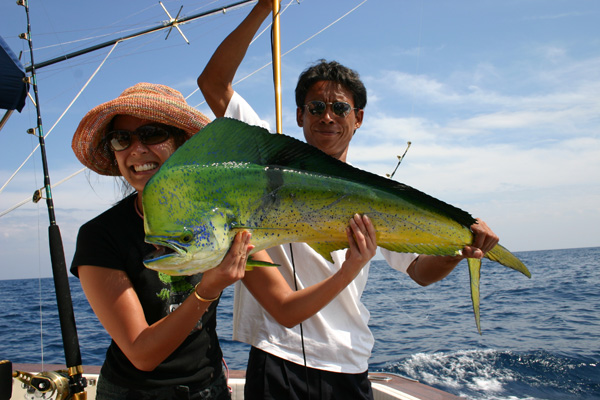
195, 230, 254, 299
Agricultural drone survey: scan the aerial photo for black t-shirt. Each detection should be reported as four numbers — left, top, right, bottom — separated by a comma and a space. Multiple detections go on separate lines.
71, 193, 223, 389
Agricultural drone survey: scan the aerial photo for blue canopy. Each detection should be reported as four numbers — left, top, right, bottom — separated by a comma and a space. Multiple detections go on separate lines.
0, 35, 28, 112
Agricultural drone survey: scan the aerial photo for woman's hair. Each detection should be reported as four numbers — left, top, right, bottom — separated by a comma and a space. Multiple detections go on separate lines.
295, 59, 367, 110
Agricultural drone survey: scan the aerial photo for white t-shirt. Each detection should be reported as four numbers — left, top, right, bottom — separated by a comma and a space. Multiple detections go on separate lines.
226, 91, 418, 373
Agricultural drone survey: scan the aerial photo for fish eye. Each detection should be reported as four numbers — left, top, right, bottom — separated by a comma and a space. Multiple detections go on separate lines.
180, 231, 194, 244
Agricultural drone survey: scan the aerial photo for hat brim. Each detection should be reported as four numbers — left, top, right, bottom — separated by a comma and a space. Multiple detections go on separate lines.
72, 84, 211, 176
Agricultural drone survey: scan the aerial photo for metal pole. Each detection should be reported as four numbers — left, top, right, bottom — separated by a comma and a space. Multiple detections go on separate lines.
272, 1, 283, 134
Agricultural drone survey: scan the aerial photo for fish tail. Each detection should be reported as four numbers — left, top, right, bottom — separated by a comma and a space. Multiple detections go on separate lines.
468, 258, 482, 335
486, 244, 531, 278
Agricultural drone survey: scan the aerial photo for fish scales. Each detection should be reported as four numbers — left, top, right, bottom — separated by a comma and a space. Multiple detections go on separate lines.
145, 161, 471, 272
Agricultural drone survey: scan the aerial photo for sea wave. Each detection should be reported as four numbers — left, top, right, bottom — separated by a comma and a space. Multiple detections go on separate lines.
383, 349, 599, 400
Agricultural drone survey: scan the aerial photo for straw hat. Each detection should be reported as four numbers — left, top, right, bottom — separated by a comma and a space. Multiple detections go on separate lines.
72, 82, 211, 176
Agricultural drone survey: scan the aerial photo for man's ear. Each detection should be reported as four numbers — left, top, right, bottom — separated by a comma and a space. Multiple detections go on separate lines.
354, 108, 364, 131
296, 107, 303, 127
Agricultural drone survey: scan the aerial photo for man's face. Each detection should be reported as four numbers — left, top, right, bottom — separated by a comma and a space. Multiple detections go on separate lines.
296, 80, 363, 162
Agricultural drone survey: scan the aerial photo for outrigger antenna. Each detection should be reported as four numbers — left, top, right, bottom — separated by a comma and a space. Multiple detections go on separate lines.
26, 0, 256, 72
159, 2, 190, 44
386, 141, 412, 179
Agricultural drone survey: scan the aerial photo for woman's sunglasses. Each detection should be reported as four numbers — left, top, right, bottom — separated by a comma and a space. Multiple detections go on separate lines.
303, 100, 357, 118
105, 124, 173, 152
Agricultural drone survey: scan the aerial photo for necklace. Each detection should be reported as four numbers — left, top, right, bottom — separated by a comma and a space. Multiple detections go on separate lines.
134, 198, 144, 219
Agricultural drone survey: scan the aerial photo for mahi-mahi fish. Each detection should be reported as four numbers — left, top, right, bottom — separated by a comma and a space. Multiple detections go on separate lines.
142, 117, 531, 333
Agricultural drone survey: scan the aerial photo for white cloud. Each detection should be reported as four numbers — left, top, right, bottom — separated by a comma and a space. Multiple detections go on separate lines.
523, 12, 587, 21
348, 56, 600, 254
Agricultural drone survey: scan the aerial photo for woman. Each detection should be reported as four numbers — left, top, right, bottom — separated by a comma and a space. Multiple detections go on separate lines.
71, 83, 258, 399
70, 82, 377, 399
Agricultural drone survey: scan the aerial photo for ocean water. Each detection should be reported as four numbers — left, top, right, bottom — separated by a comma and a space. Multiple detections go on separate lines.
1, 247, 599, 400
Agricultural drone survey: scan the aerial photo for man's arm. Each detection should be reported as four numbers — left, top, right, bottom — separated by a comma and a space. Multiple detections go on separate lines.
407, 218, 499, 286
197, 0, 273, 117
243, 214, 376, 328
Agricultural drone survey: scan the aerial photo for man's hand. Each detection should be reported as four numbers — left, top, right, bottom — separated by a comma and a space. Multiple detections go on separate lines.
461, 218, 499, 259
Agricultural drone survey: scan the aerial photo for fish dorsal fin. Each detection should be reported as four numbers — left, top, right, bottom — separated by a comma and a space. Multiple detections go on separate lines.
161, 118, 476, 228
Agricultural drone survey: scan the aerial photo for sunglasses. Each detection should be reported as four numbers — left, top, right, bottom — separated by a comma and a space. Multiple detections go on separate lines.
105, 124, 173, 152
303, 100, 357, 118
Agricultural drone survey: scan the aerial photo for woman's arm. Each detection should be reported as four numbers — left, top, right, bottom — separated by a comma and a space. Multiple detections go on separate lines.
78, 231, 253, 371
242, 214, 376, 328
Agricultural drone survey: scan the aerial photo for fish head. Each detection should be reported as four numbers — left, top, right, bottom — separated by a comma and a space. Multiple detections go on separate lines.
141, 161, 237, 275
142, 207, 236, 276
140, 156, 241, 275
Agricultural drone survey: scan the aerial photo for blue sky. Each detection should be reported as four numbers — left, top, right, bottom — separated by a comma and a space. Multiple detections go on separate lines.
1, 0, 599, 280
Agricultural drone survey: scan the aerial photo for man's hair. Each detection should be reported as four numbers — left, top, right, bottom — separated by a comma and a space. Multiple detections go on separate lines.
295, 59, 367, 110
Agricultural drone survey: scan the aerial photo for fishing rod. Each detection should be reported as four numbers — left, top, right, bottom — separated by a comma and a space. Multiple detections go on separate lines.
386, 141, 411, 179
25, 0, 256, 72
14, 0, 87, 398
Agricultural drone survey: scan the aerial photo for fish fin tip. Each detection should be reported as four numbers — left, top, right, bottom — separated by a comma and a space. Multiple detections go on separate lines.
486, 244, 531, 278
246, 258, 280, 270
468, 258, 482, 335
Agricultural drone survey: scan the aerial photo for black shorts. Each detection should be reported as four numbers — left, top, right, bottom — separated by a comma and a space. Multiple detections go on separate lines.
244, 346, 374, 400
96, 368, 230, 400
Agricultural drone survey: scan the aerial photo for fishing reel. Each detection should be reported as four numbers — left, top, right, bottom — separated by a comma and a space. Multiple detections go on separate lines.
1, 360, 88, 400
13, 369, 69, 400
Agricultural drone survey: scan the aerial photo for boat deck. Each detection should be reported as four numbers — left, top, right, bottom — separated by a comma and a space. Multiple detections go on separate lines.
9, 364, 466, 400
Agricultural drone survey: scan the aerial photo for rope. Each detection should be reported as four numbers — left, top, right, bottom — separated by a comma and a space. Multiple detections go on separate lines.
0, 168, 86, 218
289, 243, 311, 399
189, 0, 367, 106
284, 0, 368, 56
46, 43, 120, 138
0, 43, 116, 200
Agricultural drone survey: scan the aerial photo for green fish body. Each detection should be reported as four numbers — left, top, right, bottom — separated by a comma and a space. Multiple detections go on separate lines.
143, 118, 530, 333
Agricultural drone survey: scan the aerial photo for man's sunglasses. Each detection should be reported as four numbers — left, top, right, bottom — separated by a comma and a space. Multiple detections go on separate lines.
105, 124, 173, 152
303, 100, 357, 118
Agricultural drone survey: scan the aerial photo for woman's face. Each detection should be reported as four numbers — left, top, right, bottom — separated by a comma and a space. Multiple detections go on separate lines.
111, 115, 178, 193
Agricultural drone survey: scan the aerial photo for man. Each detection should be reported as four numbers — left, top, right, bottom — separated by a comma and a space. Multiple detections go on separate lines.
198, 1, 499, 399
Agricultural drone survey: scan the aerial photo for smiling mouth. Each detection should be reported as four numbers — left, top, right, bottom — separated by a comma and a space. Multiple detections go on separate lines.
315, 130, 339, 135
133, 162, 159, 172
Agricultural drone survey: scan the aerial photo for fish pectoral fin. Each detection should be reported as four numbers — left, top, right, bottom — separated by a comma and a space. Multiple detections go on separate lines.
307, 242, 348, 264
245, 258, 280, 271
468, 258, 482, 335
